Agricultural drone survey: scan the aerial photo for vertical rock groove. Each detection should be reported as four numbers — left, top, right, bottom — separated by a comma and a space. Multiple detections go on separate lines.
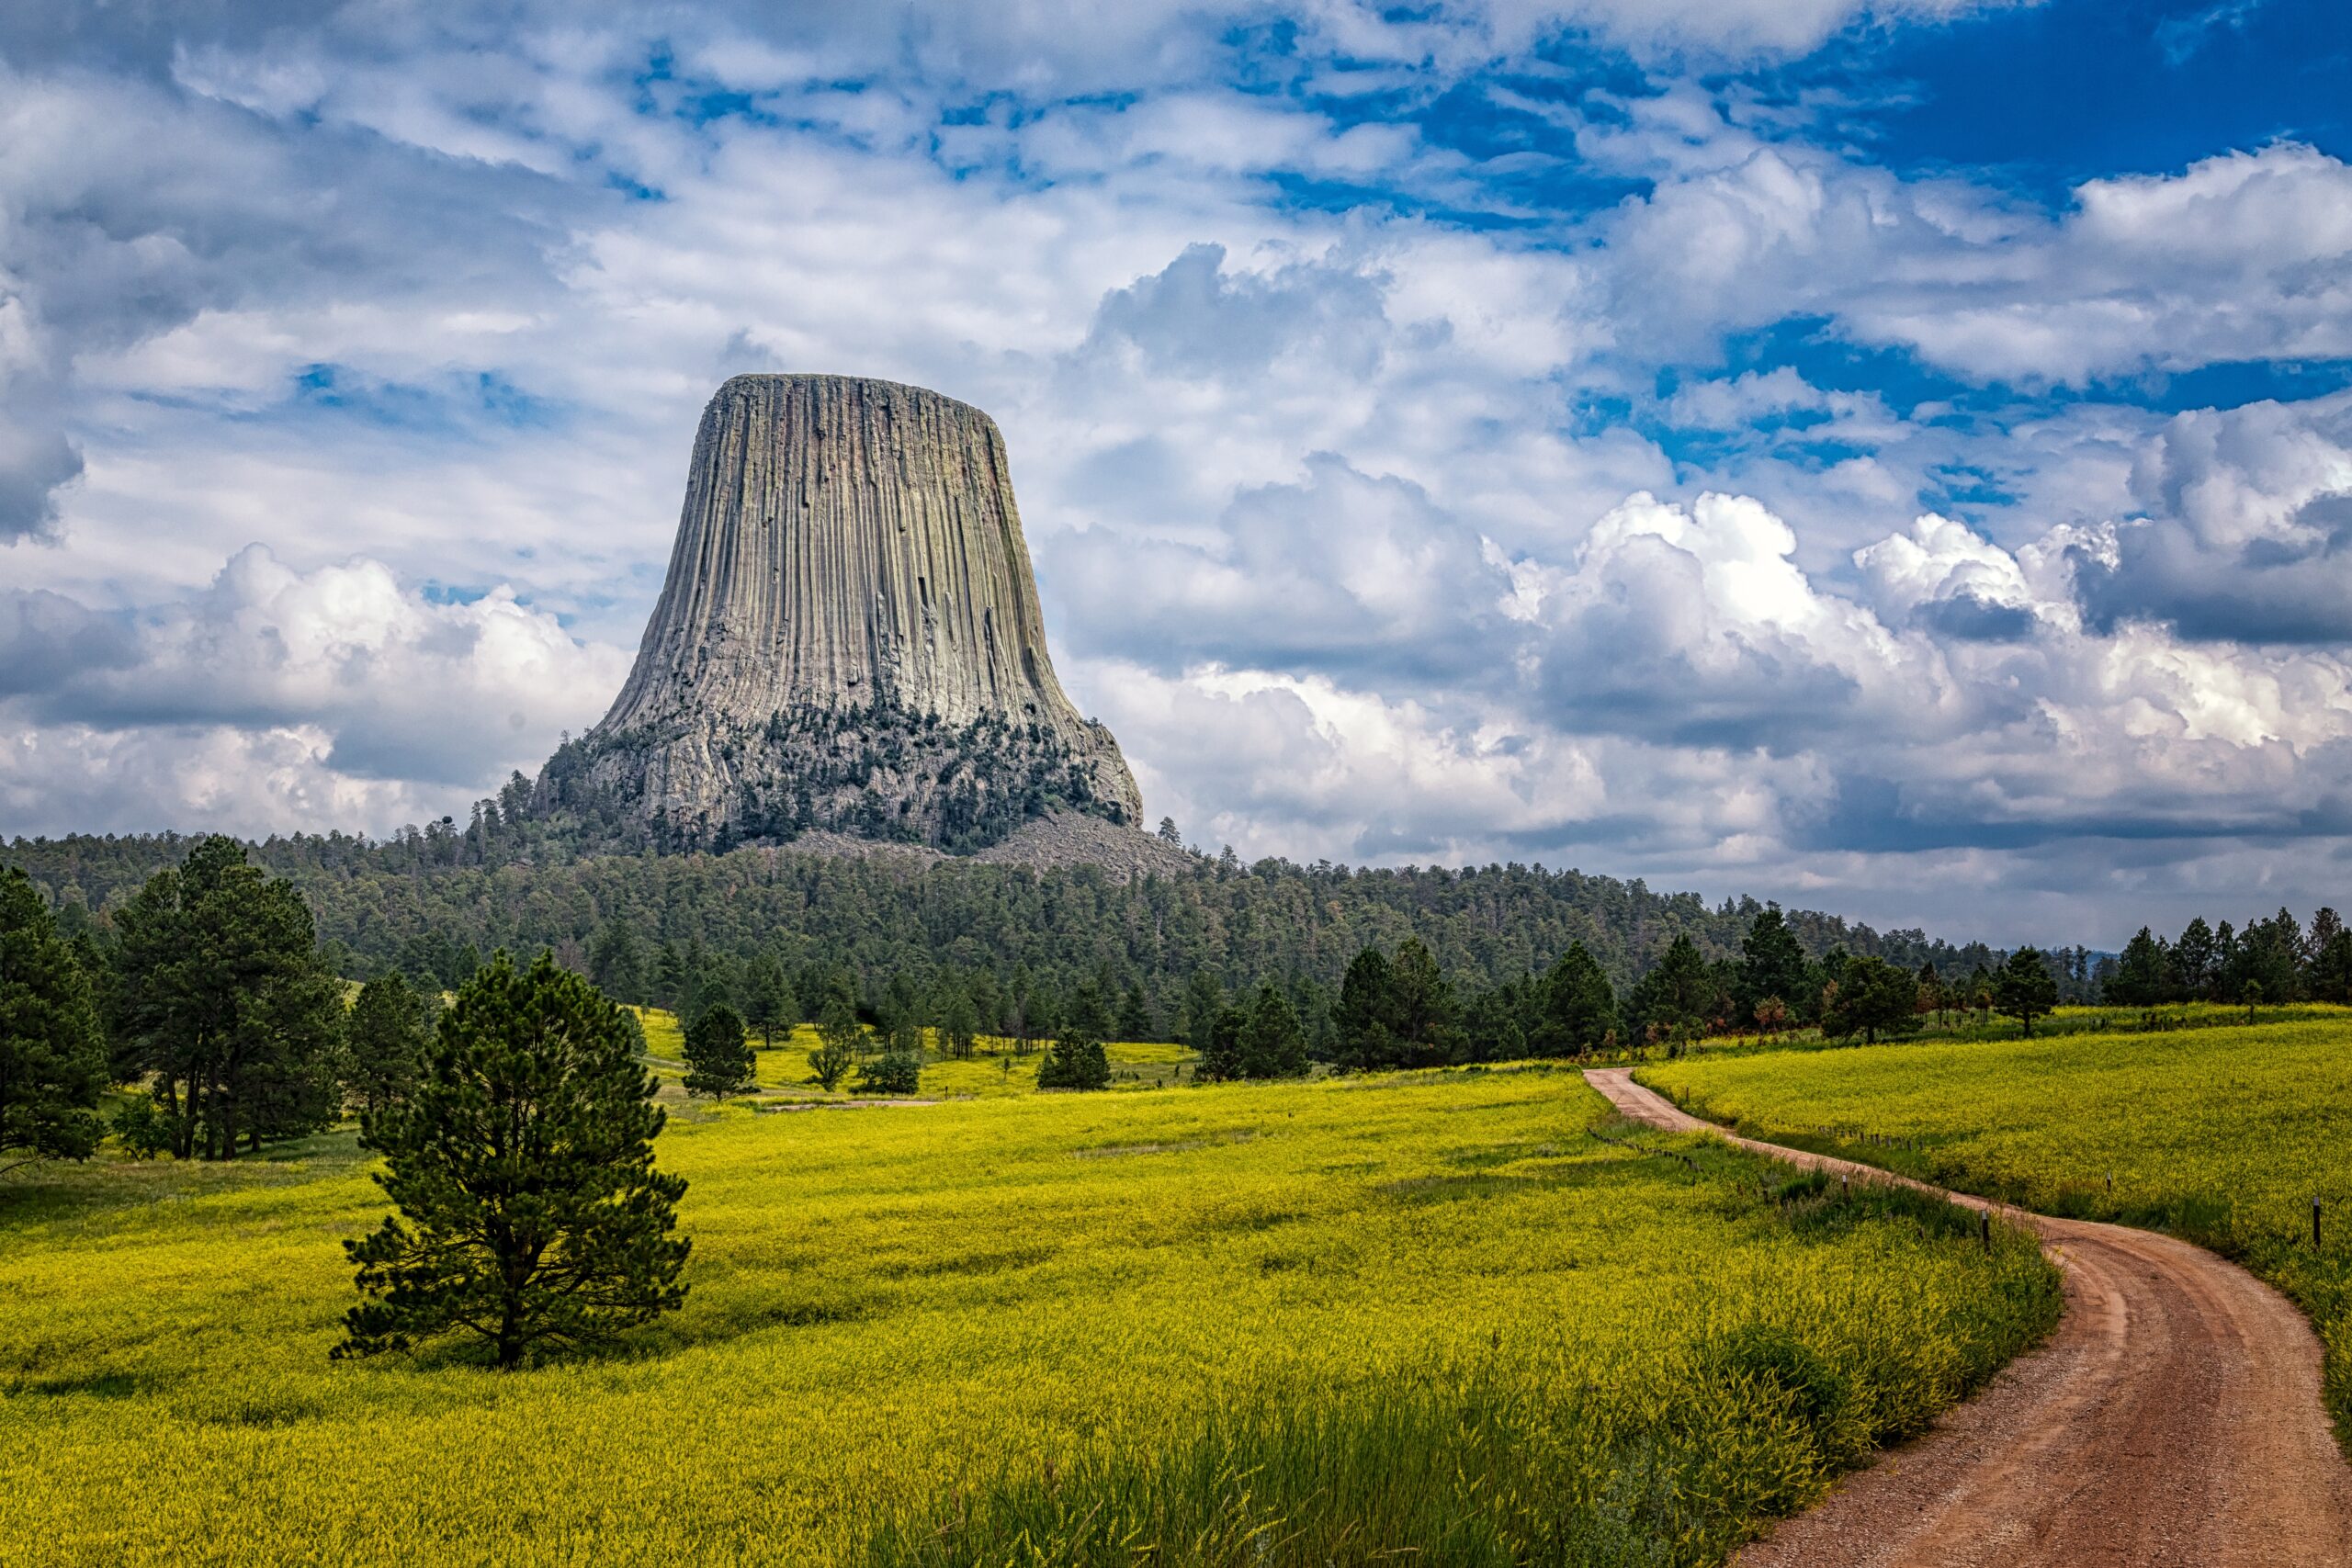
549, 374, 1142, 852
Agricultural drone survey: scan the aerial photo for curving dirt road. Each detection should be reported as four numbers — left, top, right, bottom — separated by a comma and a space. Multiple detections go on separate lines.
1583, 1067, 2352, 1566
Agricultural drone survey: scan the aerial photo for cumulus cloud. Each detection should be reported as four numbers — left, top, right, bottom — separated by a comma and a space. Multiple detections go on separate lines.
0, 547, 628, 835
1604, 139, 2352, 385
1854, 513, 2039, 638
0, 420, 82, 543
6, 0, 2352, 942
2072, 392, 2352, 641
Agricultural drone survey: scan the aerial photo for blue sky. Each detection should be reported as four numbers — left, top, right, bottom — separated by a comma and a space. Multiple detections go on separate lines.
3, 0, 2351, 945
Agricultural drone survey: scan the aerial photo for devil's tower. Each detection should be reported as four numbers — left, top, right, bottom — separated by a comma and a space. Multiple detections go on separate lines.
537, 374, 1143, 853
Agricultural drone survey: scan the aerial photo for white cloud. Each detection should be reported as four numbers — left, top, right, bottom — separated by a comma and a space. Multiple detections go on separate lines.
0, 547, 628, 835
8, 1, 2352, 944
2129, 393, 2352, 554
1854, 513, 2034, 621
1605, 140, 2352, 384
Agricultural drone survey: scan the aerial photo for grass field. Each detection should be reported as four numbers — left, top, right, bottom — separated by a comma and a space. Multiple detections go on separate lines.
1679, 1000, 2352, 1059
630, 1008, 1200, 1100
1644, 1018, 2352, 1445
2, 1065, 2056, 1566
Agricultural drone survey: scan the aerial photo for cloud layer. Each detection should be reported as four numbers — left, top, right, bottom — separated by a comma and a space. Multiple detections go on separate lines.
5, 1, 2352, 944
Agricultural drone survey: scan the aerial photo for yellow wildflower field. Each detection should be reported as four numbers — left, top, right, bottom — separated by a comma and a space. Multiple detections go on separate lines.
3, 1066, 2055, 1566
630, 1006, 1195, 1098
1645, 1016, 2352, 1445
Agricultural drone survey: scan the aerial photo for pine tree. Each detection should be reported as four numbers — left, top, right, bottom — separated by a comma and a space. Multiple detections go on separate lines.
336, 953, 689, 1369
1532, 942, 1616, 1057
2306, 908, 2345, 976
346, 972, 432, 1117
741, 954, 797, 1047
880, 990, 924, 1059
1118, 985, 1152, 1042
1178, 969, 1226, 1046
682, 1004, 754, 1097
1022, 978, 1059, 1057
1037, 982, 1112, 1090
1236, 984, 1309, 1078
967, 968, 1004, 1035
1461, 979, 1528, 1064
1385, 938, 1460, 1067
2105, 928, 2168, 1007
1823, 956, 1923, 1044
1195, 1002, 1247, 1082
2171, 917, 2218, 1000
0, 867, 107, 1174
1330, 947, 1395, 1069
1995, 948, 2060, 1037
1736, 907, 1809, 1022
2311, 928, 2352, 1005
939, 987, 980, 1060
109, 836, 345, 1160
588, 920, 648, 1005
1627, 934, 1715, 1051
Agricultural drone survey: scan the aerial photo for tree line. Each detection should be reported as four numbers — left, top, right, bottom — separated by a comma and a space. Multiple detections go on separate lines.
34, 832, 2344, 1184
1315, 913, 2074, 1069
2101, 908, 2352, 1009
5, 827, 2026, 1057
636, 904, 2085, 1094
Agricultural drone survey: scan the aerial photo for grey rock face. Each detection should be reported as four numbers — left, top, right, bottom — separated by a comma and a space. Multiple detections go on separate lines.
542, 374, 1142, 852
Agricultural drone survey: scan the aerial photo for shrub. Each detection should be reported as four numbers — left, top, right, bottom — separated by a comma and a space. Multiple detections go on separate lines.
855, 1054, 922, 1097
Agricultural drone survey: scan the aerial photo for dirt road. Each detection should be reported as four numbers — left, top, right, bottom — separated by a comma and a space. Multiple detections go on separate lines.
1583, 1067, 2352, 1566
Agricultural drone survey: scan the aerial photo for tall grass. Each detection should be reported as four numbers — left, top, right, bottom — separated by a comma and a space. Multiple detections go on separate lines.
1647, 1017, 2352, 1448
865, 1146, 2051, 1568
4, 1065, 2054, 1565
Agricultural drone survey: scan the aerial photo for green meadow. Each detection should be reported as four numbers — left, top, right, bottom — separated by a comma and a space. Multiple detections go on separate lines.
2, 1065, 2055, 1566
1645, 1013, 2352, 1444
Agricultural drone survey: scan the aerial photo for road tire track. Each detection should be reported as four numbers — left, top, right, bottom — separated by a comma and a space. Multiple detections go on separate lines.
1583, 1066, 2352, 1566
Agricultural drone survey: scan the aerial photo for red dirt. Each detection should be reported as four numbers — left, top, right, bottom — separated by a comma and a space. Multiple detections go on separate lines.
1583, 1066, 2352, 1566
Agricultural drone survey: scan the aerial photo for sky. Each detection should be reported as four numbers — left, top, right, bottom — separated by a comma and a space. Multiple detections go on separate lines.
2, 0, 2350, 947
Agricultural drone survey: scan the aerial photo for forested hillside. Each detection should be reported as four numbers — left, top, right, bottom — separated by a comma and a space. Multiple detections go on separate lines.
3, 825, 2001, 1015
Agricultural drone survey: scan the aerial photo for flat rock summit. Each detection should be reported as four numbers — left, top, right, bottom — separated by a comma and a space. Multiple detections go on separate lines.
534, 374, 1163, 864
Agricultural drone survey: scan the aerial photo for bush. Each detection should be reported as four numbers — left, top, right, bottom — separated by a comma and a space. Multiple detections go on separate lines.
111, 1099, 176, 1161
854, 1053, 922, 1097
1036, 1037, 1110, 1091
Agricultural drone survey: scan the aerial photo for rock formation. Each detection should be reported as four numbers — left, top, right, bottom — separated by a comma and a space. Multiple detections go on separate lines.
537, 374, 1144, 854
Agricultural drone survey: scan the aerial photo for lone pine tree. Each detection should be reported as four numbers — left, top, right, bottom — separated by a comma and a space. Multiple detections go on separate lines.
1036, 981, 1112, 1090
336, 953, 689, 1370
1824, 955, 1924, 1044
1995, 948, 2061, 1038
1235, 983, 1309, 1079
682, 1003, 754, 1097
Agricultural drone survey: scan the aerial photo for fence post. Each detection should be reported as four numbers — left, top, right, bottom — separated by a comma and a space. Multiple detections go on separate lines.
1981, 1211, 1991, 1255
